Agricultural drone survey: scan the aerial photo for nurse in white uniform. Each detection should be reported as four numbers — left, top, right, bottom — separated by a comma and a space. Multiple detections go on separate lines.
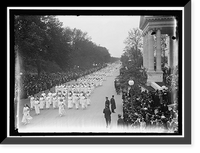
39, 95, 45, 110
74, 92, 80, 110
29, 95, 35, 110
58, 95, 65, 116
68, 92, 73, 109
34, 97, 40, 115
52, 93, 57, 109
45, 95, 51, 109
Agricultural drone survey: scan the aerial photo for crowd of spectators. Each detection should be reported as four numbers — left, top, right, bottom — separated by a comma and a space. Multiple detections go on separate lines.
17, 65, 107, 99
121, 87, 178, 132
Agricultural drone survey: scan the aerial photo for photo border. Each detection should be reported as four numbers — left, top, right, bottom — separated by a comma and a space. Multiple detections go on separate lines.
3, 2, 191, 144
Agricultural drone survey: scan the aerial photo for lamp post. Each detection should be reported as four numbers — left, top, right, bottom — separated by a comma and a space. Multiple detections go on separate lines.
128, 79, 134, 107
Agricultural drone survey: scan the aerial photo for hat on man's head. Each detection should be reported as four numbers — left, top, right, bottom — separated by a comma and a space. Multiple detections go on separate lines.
118, 114, 122, 118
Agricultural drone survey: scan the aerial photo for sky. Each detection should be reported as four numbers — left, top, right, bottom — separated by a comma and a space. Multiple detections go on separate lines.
57, 16, 140, 57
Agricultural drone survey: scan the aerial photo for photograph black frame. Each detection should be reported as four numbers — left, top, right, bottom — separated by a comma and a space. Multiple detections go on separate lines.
1, 1, 192, 146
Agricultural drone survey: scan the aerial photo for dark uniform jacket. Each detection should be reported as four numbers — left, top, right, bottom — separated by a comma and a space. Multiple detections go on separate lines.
103, 108, 111, 119
110, 98, 116, 110
117, 118, 124, 126
105, 100, 110, 107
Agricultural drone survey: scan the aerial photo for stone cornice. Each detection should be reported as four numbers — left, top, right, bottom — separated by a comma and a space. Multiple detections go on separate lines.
139, 16, 175, 30
140, 16, 175, 36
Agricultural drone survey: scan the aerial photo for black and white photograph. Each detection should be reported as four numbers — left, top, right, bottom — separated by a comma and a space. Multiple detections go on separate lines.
4, 4, 192, 145
14, 14, 180, 133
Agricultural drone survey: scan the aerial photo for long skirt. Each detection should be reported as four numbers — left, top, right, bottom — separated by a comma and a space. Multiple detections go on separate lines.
30, 101, 34, 109
87, 99, 91, 106
46, 101, 50, 109
40, 101, 44, 109
68, 100, 73, 109
22, 114, 32, 124
59, 106, 65, 116
53, 100, 57, 109
75, 101, 79, 109
81, 100, 87, 109
34, 105, 40, 114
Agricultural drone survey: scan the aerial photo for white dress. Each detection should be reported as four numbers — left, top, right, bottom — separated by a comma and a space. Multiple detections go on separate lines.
58, 99, 65, 116
34, 100, 40, 115
74, 96, 80, 109
30, 96, 35, 109
48, 93, 52, 105
52, 97, 57, 109
68, 96, 73, 109
86, 95, 91, 106
22, 106, 32, 124
39, 97, 45, 109
46, 96, 50, 109
80, 96, 87, 109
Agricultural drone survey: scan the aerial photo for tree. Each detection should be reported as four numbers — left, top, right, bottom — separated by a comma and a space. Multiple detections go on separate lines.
122, 28, 143, 68
124, 28, 143, 52
15, 15, 50, 75
15, 15, 112, 75
119, 27, 147, 90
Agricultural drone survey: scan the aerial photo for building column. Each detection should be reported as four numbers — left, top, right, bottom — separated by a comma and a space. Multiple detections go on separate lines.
148, 30, 154, 71
145, 34, 149, 69
142, 34, 146, 68
169, 35, 174, 73
143, 33, 148, 69
156, 29, 162, 71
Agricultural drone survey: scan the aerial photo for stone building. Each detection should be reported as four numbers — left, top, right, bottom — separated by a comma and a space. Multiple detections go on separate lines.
139, 16, 178, 90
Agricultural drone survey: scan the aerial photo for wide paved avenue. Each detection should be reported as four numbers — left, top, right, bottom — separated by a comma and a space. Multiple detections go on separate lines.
18, 65, 123, 132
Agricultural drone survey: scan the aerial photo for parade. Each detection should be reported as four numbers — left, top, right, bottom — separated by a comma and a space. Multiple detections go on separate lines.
22, 64, 119, 127
19, 61, 178, 133
14, 15, 179, 134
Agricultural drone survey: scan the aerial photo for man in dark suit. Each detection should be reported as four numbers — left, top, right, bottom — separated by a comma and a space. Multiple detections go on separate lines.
110, 95, 116, 113
105, 97, 110, 108
117, 114, 124, 127
103, 104, 112, 128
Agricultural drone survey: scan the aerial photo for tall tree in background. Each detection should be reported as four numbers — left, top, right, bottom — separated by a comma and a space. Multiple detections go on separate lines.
14, 15, 112, 75
119, 28, 147, 88
15, 15, 49, 75
122, 28, 143, 68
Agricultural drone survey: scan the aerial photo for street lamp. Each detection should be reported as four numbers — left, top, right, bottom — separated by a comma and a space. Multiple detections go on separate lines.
128, 80, 134, 86
128, 79, 134, 107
